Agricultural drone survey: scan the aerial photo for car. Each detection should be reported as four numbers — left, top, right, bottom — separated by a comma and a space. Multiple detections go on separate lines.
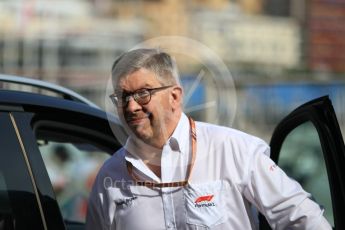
0, 74, 344, 230
0, 74, 123, 230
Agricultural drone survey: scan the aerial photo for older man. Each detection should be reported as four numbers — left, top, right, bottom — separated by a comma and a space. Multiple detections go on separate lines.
86, 48, 331, 229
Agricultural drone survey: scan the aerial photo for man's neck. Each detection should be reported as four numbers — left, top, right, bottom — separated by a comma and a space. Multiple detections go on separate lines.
130, 111, 182, 179
138, 111, 182, 149
132, 138, 162, 161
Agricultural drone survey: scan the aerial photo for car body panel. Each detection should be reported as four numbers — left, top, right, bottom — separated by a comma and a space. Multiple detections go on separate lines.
0, 112, 46, 229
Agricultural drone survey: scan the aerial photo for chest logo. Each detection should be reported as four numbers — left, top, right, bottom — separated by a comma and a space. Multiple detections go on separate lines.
194, 195, 216, 208
115, 196, 137, 207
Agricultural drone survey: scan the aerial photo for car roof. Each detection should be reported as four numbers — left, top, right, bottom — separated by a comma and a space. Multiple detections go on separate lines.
0, 90, 111, 119
0, 74, 100, 109
0, 74, 118, 124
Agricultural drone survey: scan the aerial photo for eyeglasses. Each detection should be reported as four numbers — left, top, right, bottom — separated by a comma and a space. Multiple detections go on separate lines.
109, 85, 173, 107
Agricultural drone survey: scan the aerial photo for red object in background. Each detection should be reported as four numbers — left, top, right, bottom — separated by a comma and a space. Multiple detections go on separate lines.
307, 0, 345, 72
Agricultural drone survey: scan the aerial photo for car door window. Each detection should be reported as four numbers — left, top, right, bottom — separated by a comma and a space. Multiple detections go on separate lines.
33, 120, 114, 224
38, 140, 110, 223
278, 121, 333, 225
264, 96, 345, 230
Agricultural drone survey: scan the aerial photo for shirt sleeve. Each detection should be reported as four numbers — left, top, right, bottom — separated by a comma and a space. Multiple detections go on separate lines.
241, 145, 332, 230
85, 174, 113, 230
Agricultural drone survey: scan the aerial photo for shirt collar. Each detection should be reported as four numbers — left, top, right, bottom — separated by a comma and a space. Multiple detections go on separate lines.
168, 113, 190, 154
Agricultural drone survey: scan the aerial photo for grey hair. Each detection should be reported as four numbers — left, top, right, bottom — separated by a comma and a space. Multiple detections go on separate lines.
111, 48, 181, 87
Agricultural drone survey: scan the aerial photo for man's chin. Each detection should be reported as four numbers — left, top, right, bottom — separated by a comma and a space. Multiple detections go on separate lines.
133, 135, 155, 147
130, 127, 152, 142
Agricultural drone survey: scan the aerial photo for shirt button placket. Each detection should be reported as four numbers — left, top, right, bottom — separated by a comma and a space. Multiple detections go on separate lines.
161, 146, 176, 229
162, 188, 176, 229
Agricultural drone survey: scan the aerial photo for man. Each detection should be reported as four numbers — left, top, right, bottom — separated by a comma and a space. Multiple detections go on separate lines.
86, 48, 331, 229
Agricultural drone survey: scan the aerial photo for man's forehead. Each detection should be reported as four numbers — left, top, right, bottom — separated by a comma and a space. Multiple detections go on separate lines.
114, 68, 161, 90
114, 83, 155, 93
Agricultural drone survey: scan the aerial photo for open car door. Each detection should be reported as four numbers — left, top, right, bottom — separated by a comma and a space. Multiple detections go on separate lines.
259, 96, 345, 230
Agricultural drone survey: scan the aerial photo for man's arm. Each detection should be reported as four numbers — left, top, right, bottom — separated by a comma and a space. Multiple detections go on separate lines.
242, 148, 332, 230
85, 175, 112, 230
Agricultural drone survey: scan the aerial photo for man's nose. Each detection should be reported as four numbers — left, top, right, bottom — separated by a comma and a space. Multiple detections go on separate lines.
125, 96, 141, 112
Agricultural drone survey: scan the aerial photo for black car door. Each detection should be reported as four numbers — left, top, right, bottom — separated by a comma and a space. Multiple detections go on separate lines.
260, 96, 345, 229
0, 111, 49, 230
0, 90, 123, 230
12, 103, 122, 230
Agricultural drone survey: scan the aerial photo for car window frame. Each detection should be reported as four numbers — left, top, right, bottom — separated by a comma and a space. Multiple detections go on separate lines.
0, 111, 49, 230
10, 111, 67, 230
14, 104, 121, 229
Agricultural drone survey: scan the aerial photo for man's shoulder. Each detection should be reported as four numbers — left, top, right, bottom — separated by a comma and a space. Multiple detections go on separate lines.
195, 121, 255, 138
195, 121, 270, 164
97, 147, 126, 177
195, 121, 267, 147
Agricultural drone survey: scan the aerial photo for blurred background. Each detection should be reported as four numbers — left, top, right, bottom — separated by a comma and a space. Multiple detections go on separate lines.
0, 0, 344, 139
1, 0, 345, 137
0, 0, 344, 224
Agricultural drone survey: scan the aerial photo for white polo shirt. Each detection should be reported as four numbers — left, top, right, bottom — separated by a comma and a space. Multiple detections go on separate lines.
86, 113, 331, 230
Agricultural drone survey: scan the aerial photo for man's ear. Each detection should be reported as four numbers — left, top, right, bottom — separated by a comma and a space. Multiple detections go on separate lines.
170, 86, 183, 109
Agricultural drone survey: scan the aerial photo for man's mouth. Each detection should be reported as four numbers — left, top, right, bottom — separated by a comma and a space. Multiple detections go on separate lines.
126, 115, 149, 126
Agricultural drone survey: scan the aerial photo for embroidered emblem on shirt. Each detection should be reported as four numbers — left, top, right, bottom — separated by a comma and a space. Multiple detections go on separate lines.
194, 195, 216, 208
269, 164, 277, 171
115, 196, 137, 206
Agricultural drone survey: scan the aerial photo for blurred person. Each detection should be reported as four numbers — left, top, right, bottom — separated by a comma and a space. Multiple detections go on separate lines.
86, 48, 331, 229
47, 145, 72, 195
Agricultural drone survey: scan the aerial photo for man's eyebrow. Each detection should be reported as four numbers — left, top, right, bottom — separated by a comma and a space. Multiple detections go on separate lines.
115, 83, 156, 93
143, 83, 155, 88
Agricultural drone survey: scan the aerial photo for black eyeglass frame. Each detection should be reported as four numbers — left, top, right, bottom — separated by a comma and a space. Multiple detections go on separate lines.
109, 85, 174, 107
